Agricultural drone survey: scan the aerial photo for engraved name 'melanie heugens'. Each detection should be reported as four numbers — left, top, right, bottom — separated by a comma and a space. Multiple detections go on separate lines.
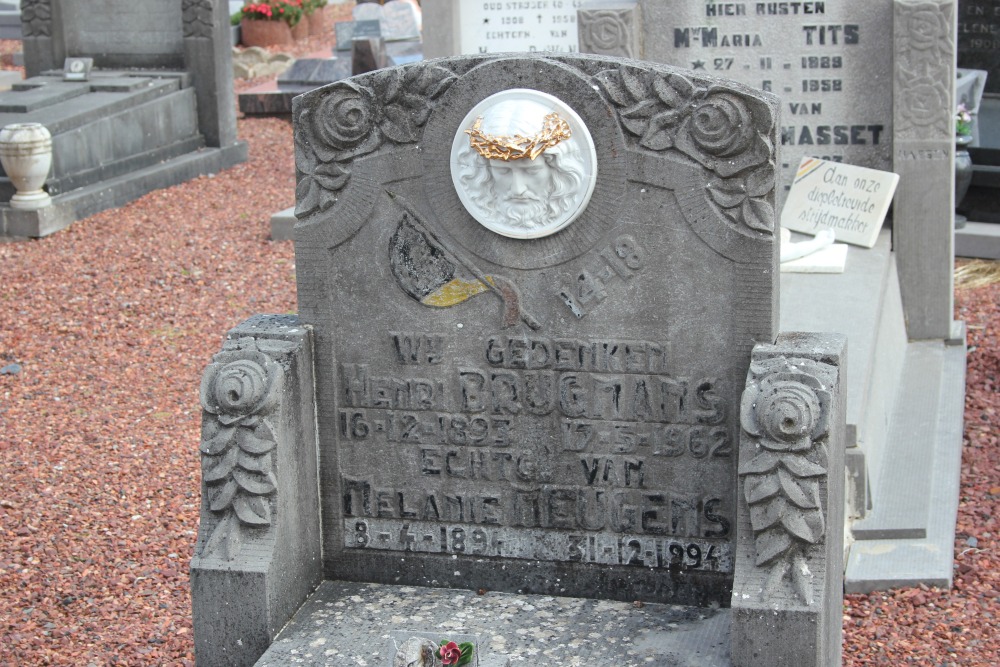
340, 332, 734, 572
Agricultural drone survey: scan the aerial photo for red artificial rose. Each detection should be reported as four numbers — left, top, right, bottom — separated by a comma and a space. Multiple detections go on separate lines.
439, 641, 462, 665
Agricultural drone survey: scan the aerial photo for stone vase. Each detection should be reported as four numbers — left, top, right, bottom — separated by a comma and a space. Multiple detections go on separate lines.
955, 135, 973, 229
0, 122, 53, 210
240, 18, 293, 47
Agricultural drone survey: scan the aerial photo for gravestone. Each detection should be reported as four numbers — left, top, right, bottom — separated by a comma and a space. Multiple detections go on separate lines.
60, 0, 184, 68
580, 1, 894, 205
335, 19, 383, 50
382, 0, 421, 41
422, 0, 583, 58
958, 0, 1000, 93
192, 53, 847, 667
3, 0, 245, 238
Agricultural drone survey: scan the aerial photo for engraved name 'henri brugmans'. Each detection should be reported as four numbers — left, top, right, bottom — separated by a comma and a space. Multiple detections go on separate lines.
336, 334, 734, 569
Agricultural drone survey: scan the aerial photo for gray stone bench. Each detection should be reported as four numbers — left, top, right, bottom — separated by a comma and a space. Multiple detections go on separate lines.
191, 54, 847, 667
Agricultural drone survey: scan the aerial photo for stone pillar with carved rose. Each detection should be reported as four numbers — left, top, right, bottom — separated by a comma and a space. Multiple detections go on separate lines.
893, 0, 958, 340
183, 0, 240, 148
190, 315, 322, 667
730, 332, 847, 667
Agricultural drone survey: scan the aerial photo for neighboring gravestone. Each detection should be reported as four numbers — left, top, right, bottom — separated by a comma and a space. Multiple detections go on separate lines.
382, 0, 421, 41
335, 19, 383, 50
579, 1, 894, 203
3, 0, 245, 238
893, 0, 957, 341
958, 0, 1000, 93
190, 52, 847, 667
19, 0, 238, 148
422, 0, 583, 58
60, 0, 184, 68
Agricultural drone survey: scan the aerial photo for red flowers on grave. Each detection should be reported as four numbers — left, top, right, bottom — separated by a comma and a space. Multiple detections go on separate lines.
438, 640, 473, 666
241, 0, 304, 27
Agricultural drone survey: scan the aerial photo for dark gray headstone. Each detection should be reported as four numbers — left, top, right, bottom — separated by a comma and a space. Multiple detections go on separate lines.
335, 20, 383, 51
958, 0, 1000, 92
61, 0, 184, 68
292, 53, 780, 607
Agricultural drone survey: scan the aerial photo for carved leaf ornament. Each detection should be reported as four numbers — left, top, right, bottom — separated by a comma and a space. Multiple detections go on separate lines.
595, 66, 776, 235
740, 361, 830, 603
21, 0, 52, 37
295, 64, 458, 218
182, 0, 216, 40
198, 342, 282, 560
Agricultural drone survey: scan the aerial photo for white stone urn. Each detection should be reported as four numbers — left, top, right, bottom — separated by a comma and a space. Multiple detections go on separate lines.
0, 122, 53, 210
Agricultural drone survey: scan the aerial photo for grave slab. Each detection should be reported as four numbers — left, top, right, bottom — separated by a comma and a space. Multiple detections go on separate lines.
0, 81, 91, 113
255, 581, 731, 666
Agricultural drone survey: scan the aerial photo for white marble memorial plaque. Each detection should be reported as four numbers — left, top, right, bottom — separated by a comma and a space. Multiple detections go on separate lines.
780, 157, 898, 248
458, 1, 585, 54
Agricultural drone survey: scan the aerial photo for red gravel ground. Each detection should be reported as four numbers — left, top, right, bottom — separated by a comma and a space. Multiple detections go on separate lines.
1, 51, 999, 667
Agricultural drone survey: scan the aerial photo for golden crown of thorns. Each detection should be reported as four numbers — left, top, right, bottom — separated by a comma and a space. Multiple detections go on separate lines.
465, 112, 572, 161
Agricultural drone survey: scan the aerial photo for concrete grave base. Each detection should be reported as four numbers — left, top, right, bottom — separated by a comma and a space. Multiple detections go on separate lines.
780, 230, 967, 592
955, 221, 1000, 259
0, 142, 247, 240
255, 581, 731, 667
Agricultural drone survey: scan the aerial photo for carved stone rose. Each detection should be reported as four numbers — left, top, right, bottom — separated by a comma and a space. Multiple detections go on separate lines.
902, 5, 948, 53
898, 81, 950, 128
741, 375, 828, 452
673, 92, 770, 178
580, 11, 632, 57
311, 81, 380, 162
201, 352, 279, 426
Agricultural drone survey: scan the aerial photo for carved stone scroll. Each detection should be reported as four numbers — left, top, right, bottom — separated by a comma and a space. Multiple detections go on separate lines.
731, 333, 847, 667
